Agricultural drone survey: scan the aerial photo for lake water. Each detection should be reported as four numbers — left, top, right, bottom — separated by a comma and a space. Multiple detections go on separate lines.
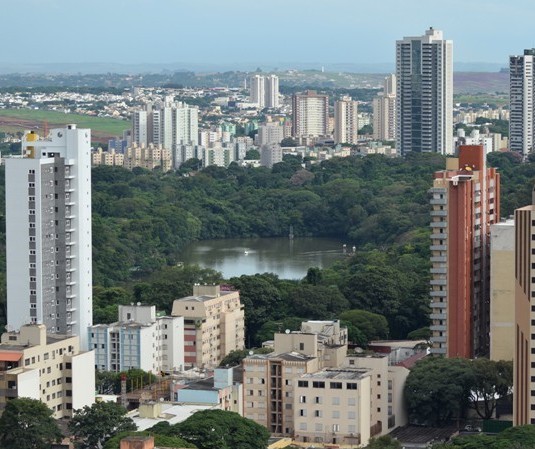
181, 237, 349, 280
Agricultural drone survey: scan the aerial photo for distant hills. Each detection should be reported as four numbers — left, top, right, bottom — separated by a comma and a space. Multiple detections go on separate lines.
0, 61, 506, 75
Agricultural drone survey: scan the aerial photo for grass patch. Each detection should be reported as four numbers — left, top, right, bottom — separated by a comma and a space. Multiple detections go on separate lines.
0, 108, 129, 139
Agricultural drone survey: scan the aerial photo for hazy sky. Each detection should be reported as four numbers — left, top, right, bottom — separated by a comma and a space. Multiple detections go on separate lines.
2, 0, 532, 65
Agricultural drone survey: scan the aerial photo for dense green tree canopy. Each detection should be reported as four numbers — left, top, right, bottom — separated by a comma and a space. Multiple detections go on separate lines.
0, 398, 62, 449
69, 401, 136, 449
148, 409, 270, 449
405, 358, 513, 426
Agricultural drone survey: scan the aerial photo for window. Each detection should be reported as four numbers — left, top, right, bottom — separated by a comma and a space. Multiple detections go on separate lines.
298, 380, 308, 387
300, 409, 307, 417
312, 381, 325, 388
299, 343, 304, 351
314, 410, 322, 417
299, 396, 306, 403
330, 382, 343, 389
332, 411, 340, 419
315, 423, 323, 431
314, 396, 321, 404
348, 411, 356, 419
347, 383, 358, 390
332, 397, 340, 405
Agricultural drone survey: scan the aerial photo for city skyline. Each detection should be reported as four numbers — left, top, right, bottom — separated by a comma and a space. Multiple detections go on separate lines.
1, 0, 534, 67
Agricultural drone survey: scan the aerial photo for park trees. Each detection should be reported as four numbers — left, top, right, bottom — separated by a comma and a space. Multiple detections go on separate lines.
69, 401, 136, 449
150, 409, 270, 449
405, 358, 513, 426
0, 398, 62, 449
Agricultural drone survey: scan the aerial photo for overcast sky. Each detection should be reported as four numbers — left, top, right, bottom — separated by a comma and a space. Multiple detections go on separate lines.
2, 0, 532, 65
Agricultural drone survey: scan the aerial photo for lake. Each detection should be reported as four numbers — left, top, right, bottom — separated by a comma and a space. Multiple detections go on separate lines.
181, 237, 350, 280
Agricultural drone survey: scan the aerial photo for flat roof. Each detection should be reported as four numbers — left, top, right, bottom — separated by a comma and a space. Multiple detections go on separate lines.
175, 290, 236, 303
131, 404, 216, 431
300, 368, 371, 380
245, 351, 316, 362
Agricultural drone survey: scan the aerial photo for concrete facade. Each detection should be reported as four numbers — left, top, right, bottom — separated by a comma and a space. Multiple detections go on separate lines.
172, 285, 245, 368
490, 220, 515, 361
0, 324, 94, 418
5, 126, 92, 350
292, 91, 329, 138
88, 304, 184, 373
429, 145, 500, 358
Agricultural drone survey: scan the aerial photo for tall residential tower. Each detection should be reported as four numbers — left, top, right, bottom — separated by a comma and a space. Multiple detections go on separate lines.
334, 96, 359, 144
509, 49, 535, 157
429, 145, 499, 358
292, 90, 329, 139
5, 126, 93, 349
396, 28, 453, 155
373, 74, 396, 141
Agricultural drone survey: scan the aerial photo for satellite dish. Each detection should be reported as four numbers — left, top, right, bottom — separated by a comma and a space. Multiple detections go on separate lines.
285, 329, 290, 334
248, 351, 254, 356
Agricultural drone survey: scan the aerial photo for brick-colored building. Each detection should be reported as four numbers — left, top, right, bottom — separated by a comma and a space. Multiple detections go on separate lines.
429, 145, 500, 357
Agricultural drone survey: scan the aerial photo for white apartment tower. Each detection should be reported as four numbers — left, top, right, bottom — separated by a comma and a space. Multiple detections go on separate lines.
292, 90, 329, 138
396, 28, 453, 155
249, 74, 279, 109
265, 74, 280, 108
334, 96, 359, 144
5, 126, 93, 350
373, 74, 397, 141
509, 49, 535, 157
173, 103, 199, 147
250, 74, 266, 108
132, 110, 148, 147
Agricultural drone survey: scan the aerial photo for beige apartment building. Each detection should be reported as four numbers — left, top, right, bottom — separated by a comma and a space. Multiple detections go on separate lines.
514, 195, 535, 425
293, 368, 371, 446
92, 147, 124, 167
490, 219, 515, 361
0, 324, 94, 418
122, 143, 172, 172
172, 284, 245, 368
243, 352, 320, 435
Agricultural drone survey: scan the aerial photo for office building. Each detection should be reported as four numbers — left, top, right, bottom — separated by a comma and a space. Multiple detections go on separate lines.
0, 324, 94, 418
510, 49, 535, 156
396, 28, 453, 155
489, 219, 515, 361
513, 194, 535, 425
171, 284, 245, 368
292, 91, 329, 139
373, 75, 397, 141
334, 96, 359, 144
429, 145, 500, 357
5, 126, 93, 350
88, 304, 184, 373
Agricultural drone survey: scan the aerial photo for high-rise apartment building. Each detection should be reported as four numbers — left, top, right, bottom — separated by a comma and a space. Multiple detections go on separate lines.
334, 96, 359, 144
373, 74, 397, 141
132, 102, 198, 149
5, 126, 93, 350
429, 145, 500, 358
513, 190, 535, 425
250, 74, 266, 108
249, 74, 280, 109
265, 74, 280, 108
257, 122, 284, 146
171, 284, 245, 368
292, 90, 329, 138
396, 28, 453, 155
509, 49, 535, 156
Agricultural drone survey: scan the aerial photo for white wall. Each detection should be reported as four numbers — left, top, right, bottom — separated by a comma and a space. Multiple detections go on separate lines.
70, 350, 95, 411
16, 368, 40, 400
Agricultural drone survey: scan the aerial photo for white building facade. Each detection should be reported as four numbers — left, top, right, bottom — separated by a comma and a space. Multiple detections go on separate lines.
334, 96, 359, 144
5, 126, 92, 350
88, 304, 184, 374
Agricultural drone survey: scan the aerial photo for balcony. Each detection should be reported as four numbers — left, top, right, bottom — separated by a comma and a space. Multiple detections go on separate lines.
430, 222, 447, 228
430, 279, 447, 286
430, 302, 447, 309
430, 267, 447, 274
430, 245, 447, 251
430, 290, 447, 297
430, 233, 447, 239
430, 313, 447, 320
430, 198, 447, 205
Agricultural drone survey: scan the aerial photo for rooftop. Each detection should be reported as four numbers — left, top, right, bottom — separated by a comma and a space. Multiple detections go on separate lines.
246, 351, 316, 362
131, 403, 215, 431
300, 368, 371, 380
